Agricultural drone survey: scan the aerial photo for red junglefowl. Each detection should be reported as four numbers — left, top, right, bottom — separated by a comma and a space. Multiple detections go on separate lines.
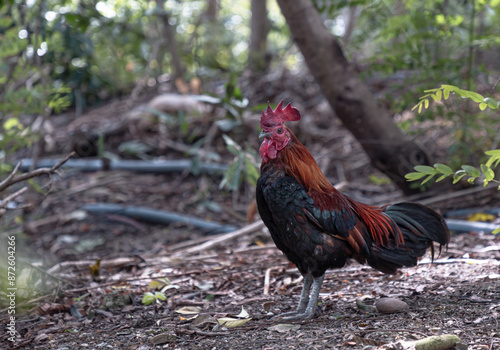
256, 101, 449, 321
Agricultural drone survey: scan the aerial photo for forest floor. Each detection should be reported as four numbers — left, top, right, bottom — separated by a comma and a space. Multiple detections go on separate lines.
1, 73, 500, 349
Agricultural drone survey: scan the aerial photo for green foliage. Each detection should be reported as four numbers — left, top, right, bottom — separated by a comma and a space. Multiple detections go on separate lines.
406, 150, 500, 235
406, 150, 500, 187
219, 134, 260, 191
413, 84, 500, 113
408, 84, 500, 233
142, 291, 166, 306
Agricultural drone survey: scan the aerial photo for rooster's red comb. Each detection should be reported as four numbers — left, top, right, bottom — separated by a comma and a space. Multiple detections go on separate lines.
260, 100, 301, 129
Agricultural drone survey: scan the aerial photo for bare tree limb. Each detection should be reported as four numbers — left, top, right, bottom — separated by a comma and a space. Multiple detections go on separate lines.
0, 160, 23, 191
0, 186, 28, 208
0, 152, 75, 193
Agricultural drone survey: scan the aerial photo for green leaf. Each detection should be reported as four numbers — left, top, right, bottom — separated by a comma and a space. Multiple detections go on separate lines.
244, 156, 259, 187
441, 84, 460, 92
420, 174, 435, 185
4, 117, 22, 130
142, 292, 156, 306
418, 102, 423, 113
493, 227, 500, 235
461, 165, 480, 178
485, 150, 500, 156
435, 89, 442, 101
414, 165, 438, 175
405, 172, 427, 181
481, 164, 494, 181
424, 98, 429, 109
222, 134, 242, 156
154, 292, 166, 301
452, 171, 466, 184
483, 98, 499, 110
435, 174, 448, 182
434, 163, 453, 176
467, 177, 476, 184
485, 150, 500, 168
479, 102, 487, 111
461, 90, 484, 103
443, 88, 450, 100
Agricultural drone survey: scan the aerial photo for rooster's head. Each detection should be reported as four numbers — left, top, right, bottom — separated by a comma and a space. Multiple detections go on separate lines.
259, 100, 301, 162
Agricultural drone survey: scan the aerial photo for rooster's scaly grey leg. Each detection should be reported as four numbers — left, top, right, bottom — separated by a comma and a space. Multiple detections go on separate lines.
275, 274, 324, 321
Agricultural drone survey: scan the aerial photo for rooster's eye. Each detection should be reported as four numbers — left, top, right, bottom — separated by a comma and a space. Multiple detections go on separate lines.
277, 127, 284, 134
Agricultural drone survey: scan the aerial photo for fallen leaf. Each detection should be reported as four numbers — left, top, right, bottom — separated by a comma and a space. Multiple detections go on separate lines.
89, 258, 101, 281
217, 317, 252, 328
236, 306, 249, 319
175, 306, 202, 314
149, 278, 170, 290
179, 315, 198, 321
267, 324, 301, 333
150, 332, 176, 345
192, 313, 217, 326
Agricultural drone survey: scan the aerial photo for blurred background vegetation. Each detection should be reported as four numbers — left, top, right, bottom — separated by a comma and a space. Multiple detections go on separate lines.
1, 0, 500, 175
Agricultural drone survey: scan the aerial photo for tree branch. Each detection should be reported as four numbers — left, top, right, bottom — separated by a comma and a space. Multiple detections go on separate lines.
0, 152, 75, 193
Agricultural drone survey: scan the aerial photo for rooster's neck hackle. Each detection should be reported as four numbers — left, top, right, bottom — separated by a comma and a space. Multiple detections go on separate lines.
279, 131, 336, 196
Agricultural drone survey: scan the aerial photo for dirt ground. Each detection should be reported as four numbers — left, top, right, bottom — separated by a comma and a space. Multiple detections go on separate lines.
1, 75, 500, 349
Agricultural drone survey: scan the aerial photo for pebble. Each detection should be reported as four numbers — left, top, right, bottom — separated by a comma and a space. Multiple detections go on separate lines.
375, 297, 409, 313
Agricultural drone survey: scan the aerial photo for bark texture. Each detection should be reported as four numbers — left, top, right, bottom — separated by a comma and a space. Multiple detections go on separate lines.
248, 0, 269, 72
277, 0, 431, 195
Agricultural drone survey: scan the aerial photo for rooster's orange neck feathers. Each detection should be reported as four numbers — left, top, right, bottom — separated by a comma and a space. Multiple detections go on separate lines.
278, 131, 336, 195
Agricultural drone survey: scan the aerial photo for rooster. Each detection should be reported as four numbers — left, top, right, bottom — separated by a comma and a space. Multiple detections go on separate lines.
256, 101, 449, 320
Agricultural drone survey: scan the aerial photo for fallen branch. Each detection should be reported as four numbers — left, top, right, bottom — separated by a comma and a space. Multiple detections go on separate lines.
47, 256, 148, 275
263, 267, 274, 295
375, 334, 462, 350
175, 220, 265, 255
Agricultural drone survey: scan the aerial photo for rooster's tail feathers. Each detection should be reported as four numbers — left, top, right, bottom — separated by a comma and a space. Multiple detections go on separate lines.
365, 202, 449, 274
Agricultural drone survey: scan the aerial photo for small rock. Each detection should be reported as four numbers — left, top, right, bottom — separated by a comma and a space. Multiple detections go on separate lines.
375, 297, 409, 313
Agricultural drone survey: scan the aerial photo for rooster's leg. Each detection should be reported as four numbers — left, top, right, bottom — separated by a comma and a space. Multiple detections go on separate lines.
295, 273, 313, 313
275, 274, 324, 321
301, 274, 324, 319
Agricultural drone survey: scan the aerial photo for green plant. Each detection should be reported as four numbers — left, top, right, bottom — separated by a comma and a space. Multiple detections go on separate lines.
407, 84, 500, 233
412, 84, 500, 113
406, 150, 500, 187
219, 134, 259, 191
142, 291, 166, 306
406, 150, 500, 234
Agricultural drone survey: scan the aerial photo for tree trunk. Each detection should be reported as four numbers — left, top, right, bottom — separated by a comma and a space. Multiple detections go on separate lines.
276, 0, 431, 195
248, 0, 269, 72
205, 0, 219, 23
156, 0, 185, 80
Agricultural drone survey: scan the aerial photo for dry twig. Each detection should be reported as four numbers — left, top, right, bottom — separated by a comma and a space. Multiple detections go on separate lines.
174, 220, 265, 256
0, 152, 75, 193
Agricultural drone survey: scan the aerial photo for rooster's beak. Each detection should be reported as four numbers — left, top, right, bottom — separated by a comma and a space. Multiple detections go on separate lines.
259, 131, 272, 140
